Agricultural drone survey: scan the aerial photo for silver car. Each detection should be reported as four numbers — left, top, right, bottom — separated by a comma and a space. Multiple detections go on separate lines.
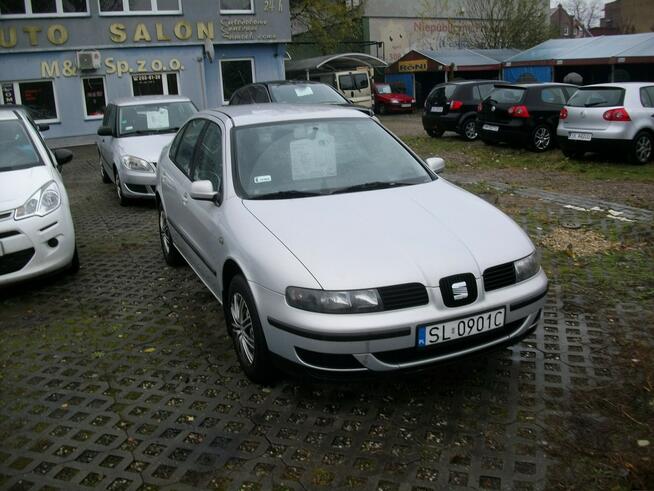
557, 82, 654, 164
97, 95, 196, 205
156, 105, 548, 382
0, 108, 78, 286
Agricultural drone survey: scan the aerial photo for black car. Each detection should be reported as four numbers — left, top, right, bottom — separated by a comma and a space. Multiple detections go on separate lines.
477, 83, 578, 152
422, 80, 501, 141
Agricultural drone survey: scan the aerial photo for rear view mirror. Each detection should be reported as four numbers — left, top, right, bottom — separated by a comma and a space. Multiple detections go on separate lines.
426, 157, 445, 174
97, 125, 113, 136
53, 148, 73, 166
190, 180, 219, 203
38, 123, 50, 131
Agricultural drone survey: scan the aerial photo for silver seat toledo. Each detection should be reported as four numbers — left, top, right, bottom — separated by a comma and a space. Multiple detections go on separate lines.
156, 105, 548, 382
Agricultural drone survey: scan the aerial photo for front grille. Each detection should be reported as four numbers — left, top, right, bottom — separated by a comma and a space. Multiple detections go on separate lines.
483, 262, 516, 292
373, 317, 527, 365
378, 283, 429, 311
0, 230, 20, 239
439, 273, 477, 308
0, 248, 35, 276
0, 211, 12, 222
296, 348, 364, 370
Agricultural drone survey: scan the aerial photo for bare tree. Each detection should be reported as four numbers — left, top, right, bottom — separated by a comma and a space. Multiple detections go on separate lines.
461, 0, 550, 49
564, 0, 603, 29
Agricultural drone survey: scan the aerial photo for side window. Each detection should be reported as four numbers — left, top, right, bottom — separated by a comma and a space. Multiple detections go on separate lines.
478, 84, 494, 100
540, 87, 566, 105
339, 75, 355, 91
102, 104, 114, 129
191, 122, 223, 191
251, 85, 270, 103
640, 87, 654, 108
172, 119, 206, 177
169, 125, 185, 161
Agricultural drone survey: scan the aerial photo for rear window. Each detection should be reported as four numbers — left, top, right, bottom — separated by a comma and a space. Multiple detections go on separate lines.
338, 74, 368, 91
488, 87, 525, 104
428, 85, 456, 104
567, 88, 625, 108
270, 84, 348, 104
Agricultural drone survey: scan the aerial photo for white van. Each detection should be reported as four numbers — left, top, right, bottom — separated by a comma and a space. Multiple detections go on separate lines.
312, 68, 373, 108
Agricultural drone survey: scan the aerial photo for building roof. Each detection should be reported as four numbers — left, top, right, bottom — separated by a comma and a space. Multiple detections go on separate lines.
416, 48, 520, 67
285, 53, 388, 74
505, 32, 654, 65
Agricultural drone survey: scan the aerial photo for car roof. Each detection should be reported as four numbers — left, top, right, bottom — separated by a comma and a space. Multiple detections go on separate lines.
494, 83, 577, 89
110, 95, 192, 106
446, 79, 504, 86
205, 103, 369, 127
258, 80, 328, 87
578, 82, 653, 88
0, 108, 21, 121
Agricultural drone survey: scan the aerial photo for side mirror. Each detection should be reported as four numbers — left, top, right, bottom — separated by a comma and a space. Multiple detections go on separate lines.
190, 180, 219, 202
38, 123, 50, 131
53, 148, 74, 166
97, 125, 113, 136
426, 157, 445, 174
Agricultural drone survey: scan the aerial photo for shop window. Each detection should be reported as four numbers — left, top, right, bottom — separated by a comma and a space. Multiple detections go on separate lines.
131, 73, 179, 96
220, 59, 254, 104
0, 0, 88, 16
98, 0, 181, 14
82, 77, 107, 119
1, 80, 59, 122
220, 0, 254, 14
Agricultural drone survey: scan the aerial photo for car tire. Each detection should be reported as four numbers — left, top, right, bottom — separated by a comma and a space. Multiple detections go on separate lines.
427, 127, 444, 138
461, 117, 478, 141
99, 154, 110, 183
114, 169, 129, 206
531, 124, 553, 152
630, 131, 653, 165
68, 246, 80, 275
158, 205, 184, 267
227, 275, 275, 384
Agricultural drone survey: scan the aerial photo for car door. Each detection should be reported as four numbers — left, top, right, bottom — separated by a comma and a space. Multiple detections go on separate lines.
160, 118, 207, 260
183, 120, 227, 293
98, 104, 116, 175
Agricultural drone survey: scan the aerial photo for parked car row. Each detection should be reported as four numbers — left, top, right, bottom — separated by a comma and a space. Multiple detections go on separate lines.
422, 80, 654, 164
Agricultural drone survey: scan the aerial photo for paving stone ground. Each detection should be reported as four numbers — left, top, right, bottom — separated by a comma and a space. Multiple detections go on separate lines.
0, 145, 651, 491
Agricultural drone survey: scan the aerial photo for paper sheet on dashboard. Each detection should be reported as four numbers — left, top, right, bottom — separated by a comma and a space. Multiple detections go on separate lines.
290, 131, 337, 181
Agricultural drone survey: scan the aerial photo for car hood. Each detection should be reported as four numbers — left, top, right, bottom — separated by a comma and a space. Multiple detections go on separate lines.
377, 93, 413, 103
242, 180, 533, 290
0, 165, 55, 211
117, 134, 175, 163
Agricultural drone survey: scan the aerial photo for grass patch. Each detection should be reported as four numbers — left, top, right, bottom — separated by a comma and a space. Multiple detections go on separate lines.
403, 136, 654, 183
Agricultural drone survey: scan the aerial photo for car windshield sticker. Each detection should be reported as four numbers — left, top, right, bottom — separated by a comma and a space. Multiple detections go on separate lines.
290, 129, 337, 181
254, 175, 272, 184
294, 86, 314, 97
146, 108, 169, 130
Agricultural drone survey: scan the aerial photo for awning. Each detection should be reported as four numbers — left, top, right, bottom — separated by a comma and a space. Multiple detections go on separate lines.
285, 52, 388, 74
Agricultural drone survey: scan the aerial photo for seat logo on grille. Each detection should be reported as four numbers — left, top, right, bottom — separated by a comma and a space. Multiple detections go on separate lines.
452, 281, 468, 300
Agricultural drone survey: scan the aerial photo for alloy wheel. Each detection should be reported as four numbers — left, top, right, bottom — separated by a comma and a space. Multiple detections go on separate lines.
230, 293, 256, 366
636, 135, 652, 163
159, 209, 171, 255
464, 120, 478, 140
534, 127, 551, 151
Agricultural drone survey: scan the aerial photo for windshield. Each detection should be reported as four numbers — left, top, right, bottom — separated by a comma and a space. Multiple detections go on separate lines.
269, 84, 348, 104
567, 88, 625, 108
0, 119, 42, 172
118, 101, 196, 137
234, 118, 433, 200
488, 87, 525, 104
428, 84, 456, 104
376, 84, 392, 94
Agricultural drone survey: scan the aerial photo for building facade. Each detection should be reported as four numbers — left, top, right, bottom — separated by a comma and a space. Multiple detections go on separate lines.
0, 0, 291, 143
550, 4, 590, 39
599, 0, 654, 34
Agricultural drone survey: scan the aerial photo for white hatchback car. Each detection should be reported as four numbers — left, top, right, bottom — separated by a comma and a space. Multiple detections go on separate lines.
156, 105, 548, 382
0, 108, 78, 286
97, 95, 196, 205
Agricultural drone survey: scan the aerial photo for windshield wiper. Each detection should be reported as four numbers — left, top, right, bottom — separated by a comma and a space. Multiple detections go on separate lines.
249, 190, 324, 200
329, 181, 412, 195
151, 127, 179, 133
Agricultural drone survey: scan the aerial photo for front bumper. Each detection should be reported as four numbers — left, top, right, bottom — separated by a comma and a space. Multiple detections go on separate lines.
119, 166, 157, 198
0, 204, 75, 286
251, 270, 548, 374
380, 101, 415, 112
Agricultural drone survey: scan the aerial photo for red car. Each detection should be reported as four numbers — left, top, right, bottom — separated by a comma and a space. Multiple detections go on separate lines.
373, 83, 416, 114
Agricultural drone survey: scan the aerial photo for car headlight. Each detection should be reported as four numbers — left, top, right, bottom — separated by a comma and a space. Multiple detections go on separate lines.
15, 180, 61, 220
390, 99, 399, 104
514, 252, 540, 282
121, 155, 154, 173
286, 287, 382, 314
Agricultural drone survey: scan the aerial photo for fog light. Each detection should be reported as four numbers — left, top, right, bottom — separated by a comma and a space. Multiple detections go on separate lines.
47, 238, 59, 248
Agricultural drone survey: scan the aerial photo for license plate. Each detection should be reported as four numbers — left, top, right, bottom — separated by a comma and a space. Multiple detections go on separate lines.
417, 308, 506, 347
482, 124, 499, 132
401, 104, 411, 108
569, 132, 592, 141
431, 106, 444, 113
